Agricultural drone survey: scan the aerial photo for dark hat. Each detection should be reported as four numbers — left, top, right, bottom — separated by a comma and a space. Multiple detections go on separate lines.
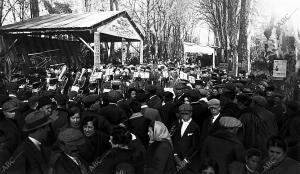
146, 85, 157, 93
49, 79, 58, 86
223, 83, 236, 93
265, 85, 274, 92
53, 94, 69, 106
23, 110, 53, 131
285, 101, 300, 111
219, 116, 242, 128
58, 128, 85, 146
17, 89, 33, 101
2, 99, 19, 112
68, 91, 78, 100
32, 81, 42, 89
37, 96, 54, 109
108, 90, 122, 103
179, 104, 193, 114
82, 94, 99, 105
163, 91, 174, 100
186, 89, 200, 99
195, 80, 205, 86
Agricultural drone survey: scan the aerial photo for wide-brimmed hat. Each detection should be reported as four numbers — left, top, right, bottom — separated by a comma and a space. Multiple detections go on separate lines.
23, 111, 53, 131
2, 99, 19, 112
58, 128, 85, 146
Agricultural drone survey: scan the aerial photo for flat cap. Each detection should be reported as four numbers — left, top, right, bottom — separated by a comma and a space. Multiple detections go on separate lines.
179, 104, 193, 113
186, 89, 200, 99
251, 95, 267, 107
207, 99, 221, 108
58, 128, 85, 146
219, 116, 243, 128
108, 90, 122, 103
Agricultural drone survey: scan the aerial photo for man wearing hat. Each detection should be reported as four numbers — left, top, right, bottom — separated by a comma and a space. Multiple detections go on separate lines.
6, 111, 53, 174
220, 83, 241, 118
200, 99, 224, 142
51, 128, 88, 174
239, 95, 278, 152
173, 82, 186, 109
201, 116, 245, 174
37, 96, 54, 117
186, 89, 210, 131
171, 104, 201, 174
146, 85, 162, 110
160, 91, 177, 129
0, 99, 23, 166
98, 90, 127, 125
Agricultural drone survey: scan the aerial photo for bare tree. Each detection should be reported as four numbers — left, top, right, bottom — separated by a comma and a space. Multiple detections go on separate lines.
237, 0, 251, 72
30, 0, 39, 18
0, 0, 4, 26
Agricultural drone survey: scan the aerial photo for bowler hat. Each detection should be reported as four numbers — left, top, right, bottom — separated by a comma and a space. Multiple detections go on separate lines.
37, 96, 54, 109
58, 128, 85, 146
23, 111, 53, 131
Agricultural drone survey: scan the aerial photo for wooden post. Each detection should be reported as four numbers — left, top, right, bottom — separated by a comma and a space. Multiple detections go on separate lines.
212, 50, 216, 68
121, 38, 126, 65
94, 32, 101, 69
140, 40, 143, 64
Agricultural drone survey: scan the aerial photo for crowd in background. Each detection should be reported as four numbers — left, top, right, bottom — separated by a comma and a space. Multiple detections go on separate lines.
0, 64, 300, 174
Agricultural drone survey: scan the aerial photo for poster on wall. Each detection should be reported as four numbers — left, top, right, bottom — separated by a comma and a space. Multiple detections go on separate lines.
273, 60, 287, 78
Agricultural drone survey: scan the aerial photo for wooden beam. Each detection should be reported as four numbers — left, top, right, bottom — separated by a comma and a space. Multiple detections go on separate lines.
73, 34, 94, 53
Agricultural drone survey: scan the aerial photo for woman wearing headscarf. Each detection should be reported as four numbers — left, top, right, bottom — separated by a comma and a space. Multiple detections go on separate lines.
262, 136, 300, 174
145, 121, 177, 174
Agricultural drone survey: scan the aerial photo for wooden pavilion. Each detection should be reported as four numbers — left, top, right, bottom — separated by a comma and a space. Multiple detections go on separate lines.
0, 11, 144, 69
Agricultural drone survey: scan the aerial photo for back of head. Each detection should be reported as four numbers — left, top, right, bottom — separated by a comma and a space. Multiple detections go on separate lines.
252, 95, 267, 107
129, 101, 142, 113
111, 126, 132, 145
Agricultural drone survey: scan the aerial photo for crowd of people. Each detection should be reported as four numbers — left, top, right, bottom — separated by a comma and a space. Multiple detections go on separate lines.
0, 63, 300, 174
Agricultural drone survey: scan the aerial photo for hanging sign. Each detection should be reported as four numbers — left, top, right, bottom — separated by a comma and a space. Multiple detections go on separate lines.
273, 60, 287, 78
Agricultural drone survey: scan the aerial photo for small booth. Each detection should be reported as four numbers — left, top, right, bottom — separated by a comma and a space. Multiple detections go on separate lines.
0, 11, 144, 70
183, 42, 215, 67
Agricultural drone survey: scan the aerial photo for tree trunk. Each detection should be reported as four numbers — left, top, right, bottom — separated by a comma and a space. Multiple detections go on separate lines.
30, 0, 39, 18
237, 0, 250, 73
0, 0, 3, 26
84, 0, 92, 12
